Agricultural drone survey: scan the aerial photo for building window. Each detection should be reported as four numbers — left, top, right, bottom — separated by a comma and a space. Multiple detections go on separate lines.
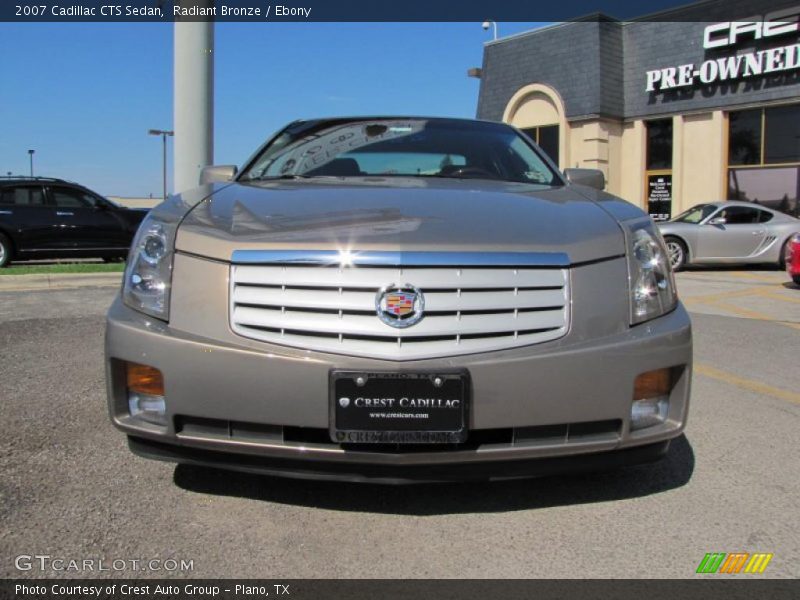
728, 167, 798, 216
522, 125, 559, 165
728, 109, 761, 166
646, 119, 673, 170
764, 105, 800, 164
645, 119, 673, 221
727, 104, 800, 217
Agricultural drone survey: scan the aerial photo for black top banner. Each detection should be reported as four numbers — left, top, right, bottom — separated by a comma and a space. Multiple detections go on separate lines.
2, 0, 797, 22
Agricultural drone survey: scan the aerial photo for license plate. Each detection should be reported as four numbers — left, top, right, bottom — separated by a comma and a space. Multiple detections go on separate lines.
330, 371, 469, 444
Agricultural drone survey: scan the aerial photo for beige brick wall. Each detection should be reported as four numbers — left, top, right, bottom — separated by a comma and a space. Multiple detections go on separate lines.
503, 90, 728, 216
672, 112, 726, 214
562, 111, 725, 214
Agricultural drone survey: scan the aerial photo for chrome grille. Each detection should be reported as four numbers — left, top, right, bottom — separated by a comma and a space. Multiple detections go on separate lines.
230, 251, 571, 360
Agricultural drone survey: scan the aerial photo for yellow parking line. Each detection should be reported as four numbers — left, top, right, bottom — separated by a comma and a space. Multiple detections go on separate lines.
695, 363, 800, 405
728, 272, 785, 283
753, 289, 800, 305
699, 300, 772, 319
681, 287, 763, 305
700, 300, 800, 331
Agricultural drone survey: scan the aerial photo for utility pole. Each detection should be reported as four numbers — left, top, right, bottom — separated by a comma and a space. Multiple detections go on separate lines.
174, 1, 215, 193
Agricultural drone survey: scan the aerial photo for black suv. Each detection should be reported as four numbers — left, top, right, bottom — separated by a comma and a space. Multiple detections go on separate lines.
0, 177, 148, 267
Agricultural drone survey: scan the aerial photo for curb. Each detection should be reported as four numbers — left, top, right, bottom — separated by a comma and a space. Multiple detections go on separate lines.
0, 272, 122, 292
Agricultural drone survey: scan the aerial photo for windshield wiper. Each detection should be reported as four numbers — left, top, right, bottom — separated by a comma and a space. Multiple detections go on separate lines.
246, 174, 311, 181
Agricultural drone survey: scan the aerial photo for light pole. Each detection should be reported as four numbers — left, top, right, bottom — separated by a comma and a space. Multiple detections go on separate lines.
174, 17, 214, 193
482, 20, 498, 40
28, 149, 35, 177
148, 129, 174, 200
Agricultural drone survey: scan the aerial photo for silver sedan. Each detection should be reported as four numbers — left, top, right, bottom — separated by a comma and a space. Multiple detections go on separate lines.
658, 201, 800, 271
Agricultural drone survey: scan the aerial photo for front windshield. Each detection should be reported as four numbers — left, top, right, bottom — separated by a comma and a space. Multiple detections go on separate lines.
241, 119, 561, 186
671, 204, 717, 223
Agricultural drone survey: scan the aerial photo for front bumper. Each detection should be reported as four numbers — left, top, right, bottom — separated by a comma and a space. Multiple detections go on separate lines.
105, 287, 692, 482
129, 435, 671, 484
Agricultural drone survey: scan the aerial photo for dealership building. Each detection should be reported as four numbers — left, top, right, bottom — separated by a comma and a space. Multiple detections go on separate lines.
476, 0, 800, 220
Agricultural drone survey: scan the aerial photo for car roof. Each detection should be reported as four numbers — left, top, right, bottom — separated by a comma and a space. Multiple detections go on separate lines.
0, 176, 77, 186
0, 177, 108, 200
281, 116, 514, 136
289, 115, 508, 126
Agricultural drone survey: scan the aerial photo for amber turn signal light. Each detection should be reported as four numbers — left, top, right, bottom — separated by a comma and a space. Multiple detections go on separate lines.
126, 362, 165, 396
633, 368, 672, 400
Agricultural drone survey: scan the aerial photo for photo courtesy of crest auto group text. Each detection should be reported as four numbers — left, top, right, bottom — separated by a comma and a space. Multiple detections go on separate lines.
1, 0, 799, 593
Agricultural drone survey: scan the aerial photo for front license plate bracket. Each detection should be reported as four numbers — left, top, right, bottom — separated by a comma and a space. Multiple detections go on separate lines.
329, 370, 469, 444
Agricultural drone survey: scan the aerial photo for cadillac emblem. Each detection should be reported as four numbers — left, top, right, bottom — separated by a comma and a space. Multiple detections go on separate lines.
376, 284, 425, 328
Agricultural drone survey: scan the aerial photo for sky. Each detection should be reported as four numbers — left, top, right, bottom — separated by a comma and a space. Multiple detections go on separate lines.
0, 21, 548, 197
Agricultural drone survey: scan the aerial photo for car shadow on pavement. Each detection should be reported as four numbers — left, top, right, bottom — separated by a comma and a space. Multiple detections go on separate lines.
680, 264, 782, 273
172, 435, 694, 515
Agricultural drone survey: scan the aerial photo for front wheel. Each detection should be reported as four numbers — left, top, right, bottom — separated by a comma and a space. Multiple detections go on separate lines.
664, 236, 687, 271
0, 233, 12, 268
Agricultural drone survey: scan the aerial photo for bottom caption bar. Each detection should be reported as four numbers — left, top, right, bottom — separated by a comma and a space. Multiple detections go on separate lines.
2, 580, 798, 600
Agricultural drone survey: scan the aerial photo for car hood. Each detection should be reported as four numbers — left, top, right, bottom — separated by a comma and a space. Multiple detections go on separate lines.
175, 178, 627, 264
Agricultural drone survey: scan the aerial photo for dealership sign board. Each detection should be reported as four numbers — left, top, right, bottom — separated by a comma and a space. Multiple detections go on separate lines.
646, 6, 800, 91
647, 175, 672, 222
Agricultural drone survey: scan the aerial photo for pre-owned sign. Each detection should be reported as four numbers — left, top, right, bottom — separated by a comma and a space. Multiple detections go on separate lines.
646, 6, 800, 92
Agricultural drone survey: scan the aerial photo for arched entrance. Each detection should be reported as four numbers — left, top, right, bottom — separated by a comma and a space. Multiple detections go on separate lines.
502, 84, 567, 168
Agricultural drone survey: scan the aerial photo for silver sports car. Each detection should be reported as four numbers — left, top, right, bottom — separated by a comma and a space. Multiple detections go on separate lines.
658, 202, 800, 271
105, 117, 692, 483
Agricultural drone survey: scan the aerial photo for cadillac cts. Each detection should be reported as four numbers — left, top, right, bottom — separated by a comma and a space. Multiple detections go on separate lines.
105, 117, 692, 483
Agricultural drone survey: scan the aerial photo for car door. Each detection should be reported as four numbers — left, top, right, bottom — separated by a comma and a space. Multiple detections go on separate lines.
47, 185, 127, 250
696, 205, 767, 260
0, 184, 56, 252
82, 191, 135, 249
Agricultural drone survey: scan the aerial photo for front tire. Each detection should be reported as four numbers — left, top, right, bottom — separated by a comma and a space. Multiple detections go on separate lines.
0, 233, 12, 268
664, 236, 687, 271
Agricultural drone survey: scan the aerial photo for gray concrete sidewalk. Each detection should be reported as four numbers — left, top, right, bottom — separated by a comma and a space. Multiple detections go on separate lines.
0, 272, 122, 291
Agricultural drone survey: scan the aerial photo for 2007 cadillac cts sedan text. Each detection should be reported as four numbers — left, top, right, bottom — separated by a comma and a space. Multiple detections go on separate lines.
105, 117, 692, 483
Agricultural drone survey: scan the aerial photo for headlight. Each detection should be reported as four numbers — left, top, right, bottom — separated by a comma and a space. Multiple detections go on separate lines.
624, 218, 677, 325
122, 213, 177, 320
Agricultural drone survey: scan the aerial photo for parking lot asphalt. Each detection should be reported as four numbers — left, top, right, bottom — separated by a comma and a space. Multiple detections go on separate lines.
1, 271, 798, 579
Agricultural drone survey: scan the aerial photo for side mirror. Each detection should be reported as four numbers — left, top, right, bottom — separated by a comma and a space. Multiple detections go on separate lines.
564, 168, 605, 191
200, 165, 238, 185
707, 217, 727, 226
